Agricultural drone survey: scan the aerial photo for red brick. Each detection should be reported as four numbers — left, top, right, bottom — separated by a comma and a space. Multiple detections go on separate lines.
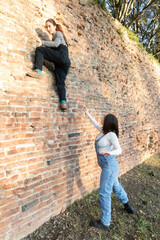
0, 207, 20, 220
0, 1, 160, 240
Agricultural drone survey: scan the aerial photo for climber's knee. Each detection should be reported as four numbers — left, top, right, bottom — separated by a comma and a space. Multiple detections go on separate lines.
35, 46, 45, 53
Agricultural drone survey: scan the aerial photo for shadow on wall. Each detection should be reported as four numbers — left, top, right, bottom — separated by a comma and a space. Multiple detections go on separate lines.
28, 28, 56, 93
66, 126, 87, 205
66, 111, 88, 206
35, 28, 50, 41
45, 112, 88, 211
29, 28, 55, 70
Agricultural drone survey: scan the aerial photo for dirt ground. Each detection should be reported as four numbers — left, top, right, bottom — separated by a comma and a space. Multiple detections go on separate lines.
23, 154, 160, 240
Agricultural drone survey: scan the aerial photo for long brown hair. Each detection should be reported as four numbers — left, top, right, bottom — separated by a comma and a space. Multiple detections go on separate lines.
102, 114, 119, 137
46, 18, 68, 46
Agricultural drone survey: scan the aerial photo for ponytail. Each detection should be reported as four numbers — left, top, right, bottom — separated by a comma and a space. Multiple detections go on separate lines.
56, 24, 68, 46
46, 18, 68, 46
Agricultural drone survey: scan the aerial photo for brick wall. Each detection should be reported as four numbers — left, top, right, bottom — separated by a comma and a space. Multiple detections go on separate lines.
0, 0, 160, 239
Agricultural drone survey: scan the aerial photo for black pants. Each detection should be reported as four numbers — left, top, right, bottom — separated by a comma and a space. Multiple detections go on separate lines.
35, 45, 70, 101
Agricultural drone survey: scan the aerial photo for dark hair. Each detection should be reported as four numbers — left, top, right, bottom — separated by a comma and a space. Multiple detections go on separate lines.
46, 18, 68, 46
102, 114, 119, 137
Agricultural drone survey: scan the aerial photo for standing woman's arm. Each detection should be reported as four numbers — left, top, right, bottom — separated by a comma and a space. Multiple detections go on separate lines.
84, 108, 102, 132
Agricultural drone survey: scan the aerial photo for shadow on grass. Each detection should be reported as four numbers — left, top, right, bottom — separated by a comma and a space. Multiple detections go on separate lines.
22, 154, 160, 240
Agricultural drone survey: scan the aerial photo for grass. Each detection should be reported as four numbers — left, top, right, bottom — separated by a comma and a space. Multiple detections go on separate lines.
23, 154, 160, 240
90, 0, 101, 6
148, 53, 160, 65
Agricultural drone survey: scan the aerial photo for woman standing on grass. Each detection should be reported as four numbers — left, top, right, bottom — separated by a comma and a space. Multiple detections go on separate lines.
27, 18, 71, 111
83, 107, 135, 231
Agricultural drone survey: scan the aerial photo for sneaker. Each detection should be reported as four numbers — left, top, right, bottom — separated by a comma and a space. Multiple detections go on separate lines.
90, 220, 110, 231
60, 102, 67, 111
26, 70, 42, 79
124, 202, 135, 214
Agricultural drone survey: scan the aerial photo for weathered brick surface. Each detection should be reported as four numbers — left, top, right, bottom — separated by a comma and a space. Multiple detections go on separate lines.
0, 0, 160, 239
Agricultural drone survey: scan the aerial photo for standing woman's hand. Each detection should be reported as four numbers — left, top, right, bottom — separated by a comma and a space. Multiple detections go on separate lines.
99, 150, 111, 156
36, 37, 42, 46
82, 106, 89, 115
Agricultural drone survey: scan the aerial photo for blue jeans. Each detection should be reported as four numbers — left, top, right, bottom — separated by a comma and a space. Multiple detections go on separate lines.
98, 154, 128, 226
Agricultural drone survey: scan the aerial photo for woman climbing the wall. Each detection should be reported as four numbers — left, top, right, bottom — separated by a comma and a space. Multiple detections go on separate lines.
27, 18, 71, 111
83, 107, 135, 231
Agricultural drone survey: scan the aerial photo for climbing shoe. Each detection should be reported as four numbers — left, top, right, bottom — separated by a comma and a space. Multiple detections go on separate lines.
60, 102, 67, 111
124, 202, 135, 214
26, 69, 42, 79
90, 220, 110, 231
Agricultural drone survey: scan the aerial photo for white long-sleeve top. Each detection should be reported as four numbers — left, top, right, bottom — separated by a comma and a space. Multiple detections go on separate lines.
86, 112, 122, 156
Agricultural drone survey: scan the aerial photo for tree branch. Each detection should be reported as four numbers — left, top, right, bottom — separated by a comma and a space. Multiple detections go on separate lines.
128, 0, 157, 28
